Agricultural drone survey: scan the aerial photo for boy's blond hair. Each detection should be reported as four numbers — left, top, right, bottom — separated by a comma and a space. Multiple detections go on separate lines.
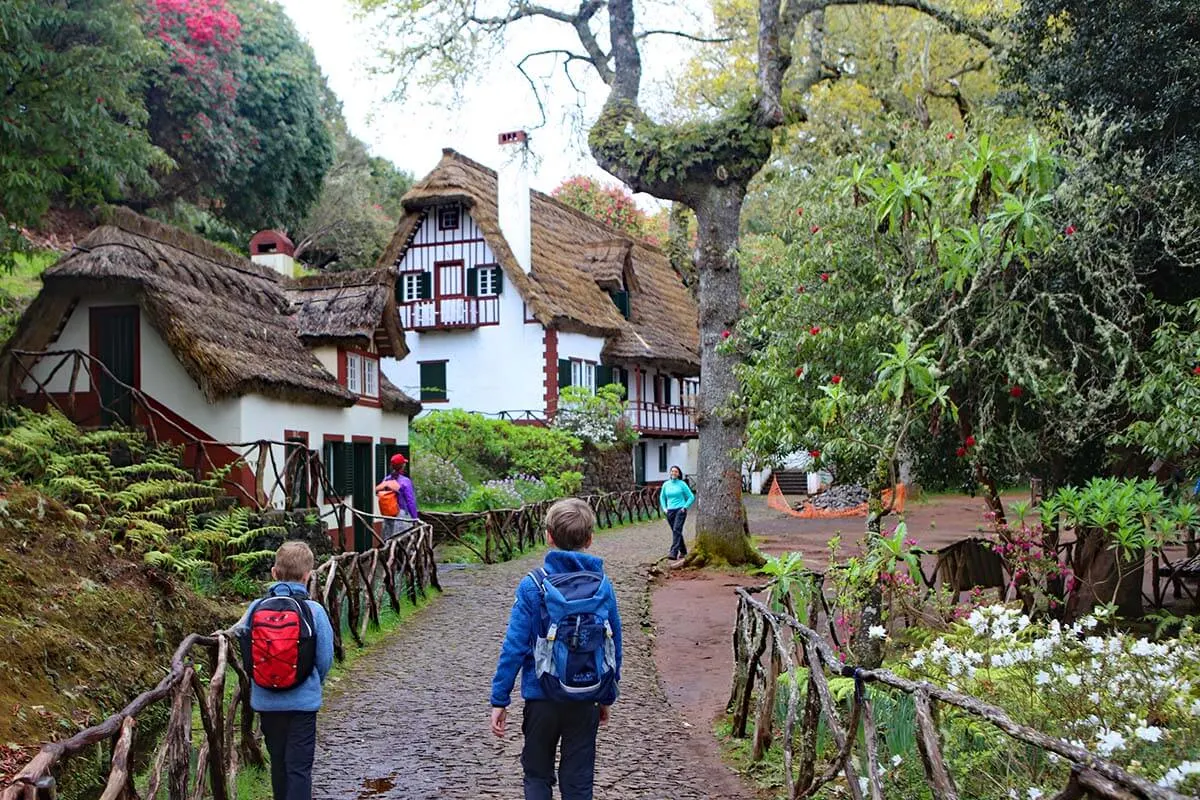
545, 498, 595, 551
274, 541, 315, 582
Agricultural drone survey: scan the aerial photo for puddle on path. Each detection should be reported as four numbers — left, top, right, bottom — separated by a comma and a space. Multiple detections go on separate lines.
358, 776, 396, 797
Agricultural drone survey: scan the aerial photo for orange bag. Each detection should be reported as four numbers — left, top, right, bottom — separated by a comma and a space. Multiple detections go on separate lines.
377, 482, 400, 517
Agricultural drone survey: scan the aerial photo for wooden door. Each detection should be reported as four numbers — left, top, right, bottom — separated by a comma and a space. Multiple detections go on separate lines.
434, 260, 465, 324
90, 306, 139, 427
352, 442, 374, 551
635, 442, 647, 486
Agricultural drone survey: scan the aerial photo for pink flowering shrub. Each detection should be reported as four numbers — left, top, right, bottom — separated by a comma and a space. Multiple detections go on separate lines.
551, 176, 650, 241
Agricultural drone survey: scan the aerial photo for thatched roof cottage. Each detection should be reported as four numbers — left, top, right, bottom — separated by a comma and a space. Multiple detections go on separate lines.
378, 133, 702, 486
1, 209, 419, 551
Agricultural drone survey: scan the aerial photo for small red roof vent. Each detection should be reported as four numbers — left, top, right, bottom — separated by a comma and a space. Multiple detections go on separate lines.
249, 230, 295, 257
498, 130, 528, 146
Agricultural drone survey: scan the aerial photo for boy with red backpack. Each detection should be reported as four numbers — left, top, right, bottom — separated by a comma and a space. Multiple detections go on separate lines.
489, 498, 623, 800
237, 541, 334, 800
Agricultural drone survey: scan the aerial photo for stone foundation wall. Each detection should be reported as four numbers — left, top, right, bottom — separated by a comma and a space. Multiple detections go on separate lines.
581, 442, 635, 493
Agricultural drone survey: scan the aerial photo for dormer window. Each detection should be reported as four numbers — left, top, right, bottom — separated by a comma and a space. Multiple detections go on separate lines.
438, 204, 460, 231
608, 288, 630, 319
344, 351, 380, 399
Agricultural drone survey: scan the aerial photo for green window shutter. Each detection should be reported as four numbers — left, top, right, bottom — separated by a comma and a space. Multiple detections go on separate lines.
493, 267, 504, 294
323, 442, 334, 495
596, 364, 613, 388
664, 377, 673, 405
466, 267, 478, 297
336, 442, 354, 496
420, 362, 447, 402
558, 358, 572, 391
658, 443, 668, 472
418, 272, 433, 300
375, 443, 386, 483
609, 290, 630, 319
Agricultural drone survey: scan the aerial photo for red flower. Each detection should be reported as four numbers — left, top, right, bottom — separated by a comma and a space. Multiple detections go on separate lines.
810, 225, 821, 234
1064, 224, 1077, 236
181, 132, 192, 141
956, 447, 967, 457
809, 450, 821, 459
965, 435, 976, 447
795, 207, 804, 216
721, 330, 731, 339
794, 367, 804, 377
946, 132, 956, 140
809, 326, 821, 335
1192, 365, 1200, 376
831, 375, 842, 385
96, 97, 105, 105
796, 285, 805, 294
1009, 385, 1023, 398
820, 272, 830, 282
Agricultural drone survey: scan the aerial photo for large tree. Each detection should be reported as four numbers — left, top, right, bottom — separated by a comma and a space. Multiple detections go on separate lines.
0, 0, 161, 263
361, 0, 998, 562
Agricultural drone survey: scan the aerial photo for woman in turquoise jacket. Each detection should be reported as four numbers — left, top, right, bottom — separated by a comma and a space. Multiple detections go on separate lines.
659, 465, 695, 560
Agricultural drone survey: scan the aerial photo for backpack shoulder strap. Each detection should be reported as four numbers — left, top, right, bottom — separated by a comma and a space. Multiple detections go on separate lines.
527, 567, 548, 595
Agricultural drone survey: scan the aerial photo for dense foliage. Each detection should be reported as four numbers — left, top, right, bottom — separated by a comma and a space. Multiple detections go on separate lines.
411, 409, 583, 488
0, 0, 161, 264
554, 384, 638, 448
551, 176, 651, 241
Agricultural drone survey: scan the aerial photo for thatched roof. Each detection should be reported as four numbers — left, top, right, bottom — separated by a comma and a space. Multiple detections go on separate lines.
380, 373, 421, 416
380, 150, 700, 373
3, 209, 414, 410
286, 269, 408, 359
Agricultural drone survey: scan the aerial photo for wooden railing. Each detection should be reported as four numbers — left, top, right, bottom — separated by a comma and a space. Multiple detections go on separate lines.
398, 296, 499, 329
626, 400, 697, 435
420, 486, 663, 563
0, 523, 439, 800
729, 584, 1190, 800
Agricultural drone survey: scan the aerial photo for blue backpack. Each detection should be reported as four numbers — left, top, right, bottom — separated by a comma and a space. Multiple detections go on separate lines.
529, 567, 618, 704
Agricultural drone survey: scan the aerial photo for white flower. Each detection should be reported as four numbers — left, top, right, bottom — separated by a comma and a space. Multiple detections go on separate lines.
1035, 671, 1051, 686
1065, 673, 1082, 687
868, 625, 888, 640
1158, 761, 1200, 789
1094, 729, 1126, 756
1134, 725, 1163, 743
892, 755, 903, 767
1027, 789, 1044, 800
858, 778, 869, 794
1088, 692, 1101, 704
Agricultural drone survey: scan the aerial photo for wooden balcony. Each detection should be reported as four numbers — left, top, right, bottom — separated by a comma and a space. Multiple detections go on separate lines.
399, 296, 499, 330
627, 401, 697, 436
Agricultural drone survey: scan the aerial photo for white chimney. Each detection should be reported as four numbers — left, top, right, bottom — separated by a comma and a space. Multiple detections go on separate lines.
497, 130, 532, 274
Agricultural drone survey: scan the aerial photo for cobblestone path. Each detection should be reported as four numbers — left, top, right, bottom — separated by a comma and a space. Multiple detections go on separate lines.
312, 519, 753, 799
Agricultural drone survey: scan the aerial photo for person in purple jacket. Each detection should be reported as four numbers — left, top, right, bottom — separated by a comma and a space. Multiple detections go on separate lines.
375, 453, 418, 538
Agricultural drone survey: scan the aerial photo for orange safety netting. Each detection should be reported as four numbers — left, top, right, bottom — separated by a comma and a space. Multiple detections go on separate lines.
766, 477, 907, 518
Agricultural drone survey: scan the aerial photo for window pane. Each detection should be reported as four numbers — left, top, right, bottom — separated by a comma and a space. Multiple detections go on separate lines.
585, 362, 596, 393
346, 353, 361, 394
365, 359, 378, 397
402, 274, 421, 302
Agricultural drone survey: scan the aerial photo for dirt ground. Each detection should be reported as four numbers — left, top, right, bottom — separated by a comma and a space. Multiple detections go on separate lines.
648, 491, 1009, 766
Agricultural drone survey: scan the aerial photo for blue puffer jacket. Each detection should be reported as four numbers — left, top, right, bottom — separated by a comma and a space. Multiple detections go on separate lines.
236, 582, 335, 713
489, 549, 623, 707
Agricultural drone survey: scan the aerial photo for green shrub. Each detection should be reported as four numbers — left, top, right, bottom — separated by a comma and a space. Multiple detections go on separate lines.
410, 453, 470, 505
464, 482, 524, 511
412, 409, 581, 482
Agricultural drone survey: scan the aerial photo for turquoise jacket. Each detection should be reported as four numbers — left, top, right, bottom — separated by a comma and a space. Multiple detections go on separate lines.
659, 478, 695, 511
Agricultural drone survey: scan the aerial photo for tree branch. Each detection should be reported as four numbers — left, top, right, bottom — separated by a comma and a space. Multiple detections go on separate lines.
635, 29, 734, 44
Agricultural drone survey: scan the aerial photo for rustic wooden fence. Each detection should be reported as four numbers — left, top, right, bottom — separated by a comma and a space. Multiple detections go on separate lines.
728, 584, 1191, 800
420, 485, 663, 563
0, 522, 438, 800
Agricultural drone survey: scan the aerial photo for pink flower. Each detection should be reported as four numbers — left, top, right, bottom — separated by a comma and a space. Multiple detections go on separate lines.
1064, 224, 1076, 236
721, 330, 731, 339
795, 207, 804, 216
820, 272, 830, 282
946, 132, 956, 140
810, 225, 821, 234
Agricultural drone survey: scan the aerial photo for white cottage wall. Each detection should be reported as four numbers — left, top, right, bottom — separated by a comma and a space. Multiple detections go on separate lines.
237, 395, 410, 517
23, 295, 244, 441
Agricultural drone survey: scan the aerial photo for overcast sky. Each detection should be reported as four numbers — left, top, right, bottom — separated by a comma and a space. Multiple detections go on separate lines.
277, 0, 625, 195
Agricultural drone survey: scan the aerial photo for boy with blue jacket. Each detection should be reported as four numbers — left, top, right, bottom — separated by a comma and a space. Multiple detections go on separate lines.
237, 541, 335, 800
489, 498, 623, 800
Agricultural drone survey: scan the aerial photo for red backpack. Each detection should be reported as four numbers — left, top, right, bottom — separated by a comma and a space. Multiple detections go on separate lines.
241, 586, 317, 691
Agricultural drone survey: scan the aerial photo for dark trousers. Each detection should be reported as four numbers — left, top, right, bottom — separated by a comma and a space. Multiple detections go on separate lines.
521, 700, 601, 800
666, 508, 688, 558
259, 711, 317, 800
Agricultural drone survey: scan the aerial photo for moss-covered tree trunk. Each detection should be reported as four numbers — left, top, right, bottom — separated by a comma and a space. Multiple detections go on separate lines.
691, 184, 758, 564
